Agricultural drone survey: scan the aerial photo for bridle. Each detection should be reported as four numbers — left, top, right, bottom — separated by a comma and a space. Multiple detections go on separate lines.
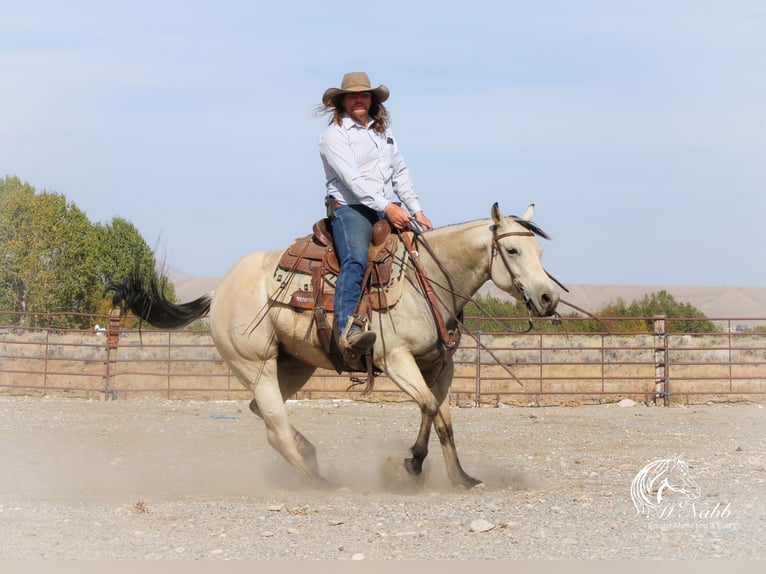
490, 226, 536, 314
396, 223, 540, 350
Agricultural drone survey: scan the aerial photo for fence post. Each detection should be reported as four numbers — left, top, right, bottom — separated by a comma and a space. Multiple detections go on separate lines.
653, 315, 669, 406
43, 328, 50, 395
104, 308, 121, 400
475, 330, 482, 408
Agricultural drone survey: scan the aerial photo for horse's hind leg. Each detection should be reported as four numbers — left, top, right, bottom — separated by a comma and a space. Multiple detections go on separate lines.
249, 399, 320, 477
244, 357, 332, 489
251, 377, 333, 489
247, 355, 325, 482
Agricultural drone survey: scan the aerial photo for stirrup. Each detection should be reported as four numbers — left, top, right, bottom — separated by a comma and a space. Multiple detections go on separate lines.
339, 314, 375, 351
343, 329, 376, 351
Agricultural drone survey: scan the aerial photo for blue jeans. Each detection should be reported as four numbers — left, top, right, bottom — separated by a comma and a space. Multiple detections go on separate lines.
331, 204, 382, 337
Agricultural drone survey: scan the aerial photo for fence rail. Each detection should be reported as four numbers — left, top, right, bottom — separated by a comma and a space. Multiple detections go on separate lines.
1, 312, 764, 406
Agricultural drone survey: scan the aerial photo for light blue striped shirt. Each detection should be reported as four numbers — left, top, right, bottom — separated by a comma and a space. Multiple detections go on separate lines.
319, 114, 422, 214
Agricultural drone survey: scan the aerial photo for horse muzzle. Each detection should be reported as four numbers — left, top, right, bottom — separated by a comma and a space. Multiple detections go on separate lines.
523, 285, 560, 318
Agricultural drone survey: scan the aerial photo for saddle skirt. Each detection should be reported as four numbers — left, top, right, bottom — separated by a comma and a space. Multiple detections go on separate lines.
269, 218, 407, 314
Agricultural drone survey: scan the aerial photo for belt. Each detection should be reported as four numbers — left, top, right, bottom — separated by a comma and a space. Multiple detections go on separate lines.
334, 202, 400, 209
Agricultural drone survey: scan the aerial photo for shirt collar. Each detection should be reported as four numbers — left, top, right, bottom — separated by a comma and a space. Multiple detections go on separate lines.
341, 113, 373, 130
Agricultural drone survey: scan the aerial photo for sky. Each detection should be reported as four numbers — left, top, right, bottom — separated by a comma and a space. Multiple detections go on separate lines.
2, 1, 765, 288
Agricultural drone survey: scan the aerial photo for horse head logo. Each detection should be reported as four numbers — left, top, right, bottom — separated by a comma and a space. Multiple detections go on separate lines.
631, 454, 701, 516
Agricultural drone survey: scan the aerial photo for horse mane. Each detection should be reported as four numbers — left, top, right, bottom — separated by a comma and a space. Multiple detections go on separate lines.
509, 216, 550, 240
432, 216, 550, 241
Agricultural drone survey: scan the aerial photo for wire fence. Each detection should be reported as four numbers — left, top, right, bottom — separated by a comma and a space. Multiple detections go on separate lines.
1, 311, 764, 406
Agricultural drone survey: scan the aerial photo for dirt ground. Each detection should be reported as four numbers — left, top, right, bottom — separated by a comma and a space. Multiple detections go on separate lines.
0, 395, 764, 560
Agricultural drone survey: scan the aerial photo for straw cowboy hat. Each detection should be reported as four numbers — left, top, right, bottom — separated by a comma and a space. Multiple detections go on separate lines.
322, 72, 390, 106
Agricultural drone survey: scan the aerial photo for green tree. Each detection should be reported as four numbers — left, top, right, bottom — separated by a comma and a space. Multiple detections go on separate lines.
0, 175, 167, 326
463, 293, 571, 332
461, 289, 718, 334
598, 290, 718, 333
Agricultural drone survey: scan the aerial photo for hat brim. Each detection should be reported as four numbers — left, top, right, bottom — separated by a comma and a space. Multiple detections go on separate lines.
322, 84, 389, 106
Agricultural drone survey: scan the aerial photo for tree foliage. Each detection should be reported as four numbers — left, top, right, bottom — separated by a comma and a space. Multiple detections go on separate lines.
597, 290, 719, 333
462, 294, 572, 333
462, 289, 719, 334
0, 175, 171, 326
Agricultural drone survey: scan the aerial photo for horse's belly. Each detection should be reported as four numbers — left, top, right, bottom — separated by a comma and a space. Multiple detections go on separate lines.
273, 310, 337, 369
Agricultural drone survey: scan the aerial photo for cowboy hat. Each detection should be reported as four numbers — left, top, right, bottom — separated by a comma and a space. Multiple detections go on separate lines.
322, 72, 389, 106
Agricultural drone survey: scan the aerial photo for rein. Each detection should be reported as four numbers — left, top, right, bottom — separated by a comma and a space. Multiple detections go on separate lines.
398, 229, 461, 352
396, 225, 546, 387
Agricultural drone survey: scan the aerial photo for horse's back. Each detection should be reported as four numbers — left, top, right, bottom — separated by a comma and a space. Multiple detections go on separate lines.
213, 250, 280, 306
209, 249, 333, 370
209, 250, 281, 356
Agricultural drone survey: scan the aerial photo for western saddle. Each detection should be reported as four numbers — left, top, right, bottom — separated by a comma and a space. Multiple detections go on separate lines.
275, 217, 400, 377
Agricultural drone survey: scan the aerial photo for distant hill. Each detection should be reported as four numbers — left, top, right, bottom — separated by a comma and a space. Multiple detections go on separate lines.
169, 268, 766, 327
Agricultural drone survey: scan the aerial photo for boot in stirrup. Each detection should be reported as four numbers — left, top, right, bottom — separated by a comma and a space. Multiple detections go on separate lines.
340, 316, 376, 351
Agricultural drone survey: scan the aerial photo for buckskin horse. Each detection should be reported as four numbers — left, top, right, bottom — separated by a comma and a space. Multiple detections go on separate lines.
111, 203, 559, 489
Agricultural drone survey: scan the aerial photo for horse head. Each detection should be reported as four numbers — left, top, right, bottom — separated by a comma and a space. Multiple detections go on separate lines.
665, 454, 701, 500
488, 203, 559, 317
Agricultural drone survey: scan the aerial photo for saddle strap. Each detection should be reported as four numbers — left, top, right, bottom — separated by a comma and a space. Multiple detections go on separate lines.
400, 231, 461, 353
312, 264, 333, 355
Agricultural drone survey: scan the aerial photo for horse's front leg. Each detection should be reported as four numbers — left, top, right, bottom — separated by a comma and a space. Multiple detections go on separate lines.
404, 411, 432, 477
402, 360, 450, 477
379, 347, 439, 480
429, 359, 483, 489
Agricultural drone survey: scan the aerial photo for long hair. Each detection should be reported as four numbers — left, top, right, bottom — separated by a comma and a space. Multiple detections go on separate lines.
317, 94, 390, 133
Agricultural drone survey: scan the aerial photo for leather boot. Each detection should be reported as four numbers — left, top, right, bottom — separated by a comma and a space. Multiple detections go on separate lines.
343, 328, 376, 351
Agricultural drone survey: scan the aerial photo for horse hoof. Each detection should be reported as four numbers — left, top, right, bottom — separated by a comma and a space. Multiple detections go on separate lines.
455, 477, 484, 491
403, 457, 423, 476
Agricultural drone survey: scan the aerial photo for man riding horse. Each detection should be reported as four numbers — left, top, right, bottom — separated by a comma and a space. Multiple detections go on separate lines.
318, 72, 433, 353
110, 73, 561, 490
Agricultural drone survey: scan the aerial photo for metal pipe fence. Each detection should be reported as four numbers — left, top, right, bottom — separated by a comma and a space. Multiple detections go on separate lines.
1, 311, 764, 405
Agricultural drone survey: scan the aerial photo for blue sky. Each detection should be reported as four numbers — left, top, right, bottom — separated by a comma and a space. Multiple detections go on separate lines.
2, 1, 764, 287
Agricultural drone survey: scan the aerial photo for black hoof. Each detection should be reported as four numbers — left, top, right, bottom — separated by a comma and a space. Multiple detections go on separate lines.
403, 457, 423, 476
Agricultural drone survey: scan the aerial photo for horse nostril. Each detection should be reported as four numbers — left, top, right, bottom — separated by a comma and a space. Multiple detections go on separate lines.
541, 293, 551, 304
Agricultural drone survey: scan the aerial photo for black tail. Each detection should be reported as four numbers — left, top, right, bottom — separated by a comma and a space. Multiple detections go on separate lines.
110, 266, 211, 329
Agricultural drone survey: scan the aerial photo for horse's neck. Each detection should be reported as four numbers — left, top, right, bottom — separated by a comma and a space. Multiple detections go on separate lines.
415, 221, 492, 315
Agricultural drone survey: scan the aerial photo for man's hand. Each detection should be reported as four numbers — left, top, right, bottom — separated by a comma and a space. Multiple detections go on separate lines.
383, 203, 414, 230
413, 211, 433, 231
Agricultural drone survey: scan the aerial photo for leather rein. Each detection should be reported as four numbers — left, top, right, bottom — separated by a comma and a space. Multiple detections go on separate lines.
396, 225, 540, 355
395, 225, 546, 387
399, 230, 462, 353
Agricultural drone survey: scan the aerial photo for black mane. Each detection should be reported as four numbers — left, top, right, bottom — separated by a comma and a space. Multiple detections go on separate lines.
509, 216, 550, 241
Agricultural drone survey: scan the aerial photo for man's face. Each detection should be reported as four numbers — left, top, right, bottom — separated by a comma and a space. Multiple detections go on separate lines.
342, 92, 372, 125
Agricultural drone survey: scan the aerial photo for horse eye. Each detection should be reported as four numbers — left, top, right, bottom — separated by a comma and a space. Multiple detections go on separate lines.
506, 248, 519, 256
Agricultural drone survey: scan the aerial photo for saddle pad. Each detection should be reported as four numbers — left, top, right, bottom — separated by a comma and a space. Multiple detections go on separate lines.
268, 238, 408, 312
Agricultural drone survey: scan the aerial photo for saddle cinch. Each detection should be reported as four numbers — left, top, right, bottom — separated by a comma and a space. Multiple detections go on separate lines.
274, 218, 402, 367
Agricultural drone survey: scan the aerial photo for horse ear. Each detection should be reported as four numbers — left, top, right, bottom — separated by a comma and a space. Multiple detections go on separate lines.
522, 203, 535, 221
491, 202, 503, 225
